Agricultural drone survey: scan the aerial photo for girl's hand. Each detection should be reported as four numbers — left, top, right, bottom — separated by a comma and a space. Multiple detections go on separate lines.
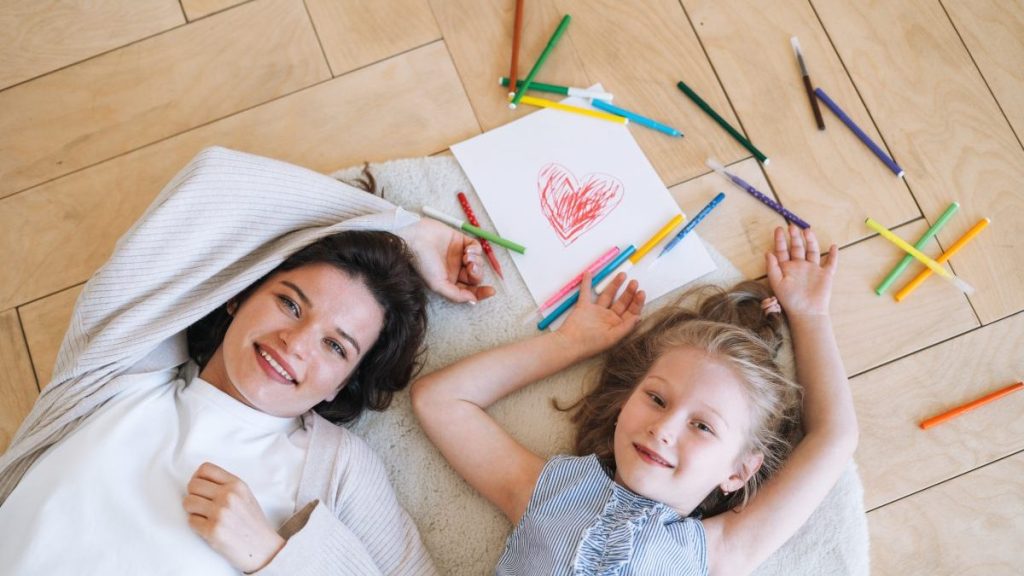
555, 271, 646, 359
765, 224, 838, 317
397, 218, 496, 303
183, 462, 285, 573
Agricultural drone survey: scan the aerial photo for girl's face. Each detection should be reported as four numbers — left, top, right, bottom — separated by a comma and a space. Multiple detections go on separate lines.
613, 346, 763, 515
201, 263, 385, 418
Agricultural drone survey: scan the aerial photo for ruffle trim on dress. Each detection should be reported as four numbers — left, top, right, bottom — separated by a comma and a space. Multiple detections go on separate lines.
573, 483, 679, 575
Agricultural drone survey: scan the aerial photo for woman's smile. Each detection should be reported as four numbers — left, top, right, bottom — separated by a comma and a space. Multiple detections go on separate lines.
255, 344, 297, 385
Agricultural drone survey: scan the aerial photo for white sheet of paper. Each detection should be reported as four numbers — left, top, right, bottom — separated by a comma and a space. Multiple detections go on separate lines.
451, 89, 716, 317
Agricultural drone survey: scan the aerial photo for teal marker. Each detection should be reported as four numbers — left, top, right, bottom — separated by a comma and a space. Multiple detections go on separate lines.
537, 245, 636, 330
422, 206, 526, 254
591, 99, 683, 137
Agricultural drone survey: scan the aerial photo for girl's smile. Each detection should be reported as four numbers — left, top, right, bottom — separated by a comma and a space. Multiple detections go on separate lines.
633, 443, 673, 468
613, 346, 763, 515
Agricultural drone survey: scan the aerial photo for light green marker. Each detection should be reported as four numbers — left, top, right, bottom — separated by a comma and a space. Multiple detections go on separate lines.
422, 206, 526, 254
874, 202, 959, 295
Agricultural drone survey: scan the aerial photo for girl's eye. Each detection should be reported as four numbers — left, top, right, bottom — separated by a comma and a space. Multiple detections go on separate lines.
646, 392, 666, 408
692, 421, 715, 436
278, 295, 299, 316
325, 339, 348, 359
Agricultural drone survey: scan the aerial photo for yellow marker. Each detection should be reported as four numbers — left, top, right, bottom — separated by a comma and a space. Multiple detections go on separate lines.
631, 214, 685, 263
595, 214, 685, 294
517, 95, 628, 125
864, 217, 973, 294
896, 218, 989, 302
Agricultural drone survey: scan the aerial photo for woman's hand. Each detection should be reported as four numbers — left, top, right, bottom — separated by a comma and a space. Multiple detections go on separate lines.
765, 224, 838, 317
397, 218, 497, 303
555, 271, 646, 359
183, 462, 285, 573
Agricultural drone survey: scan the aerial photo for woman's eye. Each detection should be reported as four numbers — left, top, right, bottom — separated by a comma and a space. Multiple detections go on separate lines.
278, 295, 300, 316
646, 392, 666, 407
325, 339, 347, 359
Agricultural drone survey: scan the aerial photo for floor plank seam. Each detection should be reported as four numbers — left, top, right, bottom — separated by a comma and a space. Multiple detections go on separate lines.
865, 446, 1024, 513
12, 308, 41, 392
936, 0, 1024, 154
805, 0, 925, 219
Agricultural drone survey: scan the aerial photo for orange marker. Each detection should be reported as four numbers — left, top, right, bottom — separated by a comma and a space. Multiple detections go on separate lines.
919, 381, 1023, 429
895, 218, 990, 302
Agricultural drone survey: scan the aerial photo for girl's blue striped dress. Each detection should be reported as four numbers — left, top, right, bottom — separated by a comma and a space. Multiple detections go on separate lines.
497, 455, 708, 575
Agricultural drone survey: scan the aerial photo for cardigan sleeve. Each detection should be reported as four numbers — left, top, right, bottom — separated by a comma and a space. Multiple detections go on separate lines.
256, 426, 437, 576
50, 145, 417, 387
0, 146, 419, 503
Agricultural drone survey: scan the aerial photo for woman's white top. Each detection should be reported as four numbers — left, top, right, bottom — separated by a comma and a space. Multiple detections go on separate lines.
0, 364, 309, 575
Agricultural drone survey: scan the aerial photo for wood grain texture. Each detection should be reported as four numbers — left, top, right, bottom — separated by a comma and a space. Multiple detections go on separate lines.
832, 219, 978, 376
429, 0, 590, 132
552, 0, 750, 184
0, 42, 478, 311
852, 311, 1024, 509
19, 285, 82, 388
305, 0, 440, 75
180, 0, 248, 20
431, 0, 749, 185
0, 0, 331, 199
0, 309, 39, 452
812, 0, 1024, 324
943, 0, 1024, 141
682, 0, 920, 248
868, 452, 1024, 575
669, 158, 787, 280
0, 0, 184, 90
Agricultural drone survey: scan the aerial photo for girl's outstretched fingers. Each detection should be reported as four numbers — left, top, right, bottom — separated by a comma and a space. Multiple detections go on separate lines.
609, 279, 642, 317
774, 226, 791, 263
824, 243, 839, 273
805, 228, 821, 265
789, 223, 806, 261
596, 272, 627, 307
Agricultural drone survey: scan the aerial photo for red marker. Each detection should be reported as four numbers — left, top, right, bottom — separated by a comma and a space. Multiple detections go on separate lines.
456, 192, 505, 281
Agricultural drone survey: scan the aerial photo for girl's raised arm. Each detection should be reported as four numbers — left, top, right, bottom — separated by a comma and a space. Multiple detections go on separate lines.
705, 225, 858, 576
412, 273, 644, 523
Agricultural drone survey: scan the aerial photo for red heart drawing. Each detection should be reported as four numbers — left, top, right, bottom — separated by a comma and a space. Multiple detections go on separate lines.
538, 163, 624, 246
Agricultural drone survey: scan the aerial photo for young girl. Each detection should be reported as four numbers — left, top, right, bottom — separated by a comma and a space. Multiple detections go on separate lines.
412, 225, 858, 575
0, 147, 492, 575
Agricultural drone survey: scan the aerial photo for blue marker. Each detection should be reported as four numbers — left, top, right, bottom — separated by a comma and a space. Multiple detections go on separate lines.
591, 99, 683, 137
814, 87, 904, 177
657, 192, 726, 259
537, 245, 637, 331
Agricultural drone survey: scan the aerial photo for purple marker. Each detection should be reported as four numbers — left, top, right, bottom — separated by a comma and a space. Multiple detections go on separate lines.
814, 87, 905, 178
706, 159, 811, 229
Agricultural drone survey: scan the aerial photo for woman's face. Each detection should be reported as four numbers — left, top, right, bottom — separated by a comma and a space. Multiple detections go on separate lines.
201, 263, 385, 418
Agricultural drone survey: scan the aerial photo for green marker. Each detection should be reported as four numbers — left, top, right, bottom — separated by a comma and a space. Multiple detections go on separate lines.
677, 79, 768, 164
422, 206, 526, 254
499, 77, 613, 101
510, 15, 572, 108
875, 202, 959, 295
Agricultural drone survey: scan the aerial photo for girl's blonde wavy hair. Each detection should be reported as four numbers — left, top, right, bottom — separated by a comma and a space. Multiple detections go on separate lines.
571, 280, 802, 518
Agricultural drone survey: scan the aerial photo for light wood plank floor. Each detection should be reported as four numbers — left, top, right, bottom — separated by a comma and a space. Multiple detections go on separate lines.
2, 1, 1021, 573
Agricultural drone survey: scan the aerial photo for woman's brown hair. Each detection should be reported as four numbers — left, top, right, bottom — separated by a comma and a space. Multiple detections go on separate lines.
571, 280, 802, 517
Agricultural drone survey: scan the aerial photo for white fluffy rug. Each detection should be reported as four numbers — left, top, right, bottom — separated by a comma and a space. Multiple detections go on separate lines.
335, 157, 869, 575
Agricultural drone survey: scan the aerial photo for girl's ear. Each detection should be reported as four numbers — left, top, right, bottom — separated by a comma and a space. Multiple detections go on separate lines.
226, 299, 238, 316
722, 451, 764, 493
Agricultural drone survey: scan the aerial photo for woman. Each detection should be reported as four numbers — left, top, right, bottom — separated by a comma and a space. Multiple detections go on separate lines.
0, 147, 491, 575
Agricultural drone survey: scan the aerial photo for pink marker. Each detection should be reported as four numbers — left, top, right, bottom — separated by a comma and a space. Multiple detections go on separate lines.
541, 247, 620, 311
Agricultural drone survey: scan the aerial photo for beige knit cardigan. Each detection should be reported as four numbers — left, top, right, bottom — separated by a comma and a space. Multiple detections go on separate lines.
0, 147, 437, 575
